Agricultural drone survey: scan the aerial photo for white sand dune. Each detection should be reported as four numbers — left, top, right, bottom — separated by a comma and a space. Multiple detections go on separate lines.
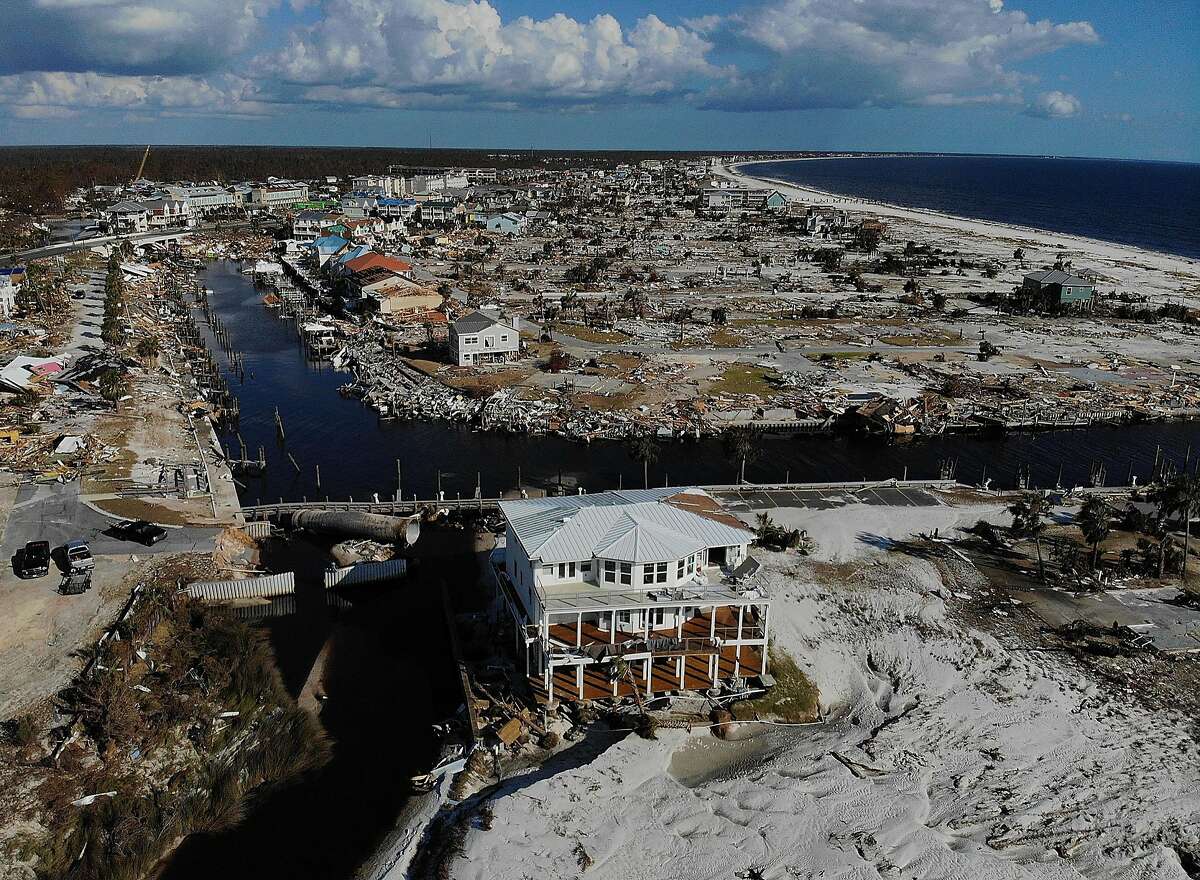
443, 508, 1199, 879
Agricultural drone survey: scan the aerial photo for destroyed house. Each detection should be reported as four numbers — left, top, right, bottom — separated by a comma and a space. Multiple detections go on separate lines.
1022, 269, 1095, 310
495, 489, 768, 704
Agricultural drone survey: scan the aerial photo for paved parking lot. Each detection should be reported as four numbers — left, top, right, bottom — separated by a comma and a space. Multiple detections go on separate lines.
712, 485, 942, 513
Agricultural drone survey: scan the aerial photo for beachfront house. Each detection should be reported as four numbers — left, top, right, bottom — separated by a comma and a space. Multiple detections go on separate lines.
449, 311, 519, 366
1021, 270, 1096, 311
701, 187, 788, 212
494, 488, 767, 703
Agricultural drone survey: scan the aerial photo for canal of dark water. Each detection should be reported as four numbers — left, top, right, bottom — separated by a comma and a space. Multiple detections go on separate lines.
200, 259, 1198, 503
160, 260, 1197, 878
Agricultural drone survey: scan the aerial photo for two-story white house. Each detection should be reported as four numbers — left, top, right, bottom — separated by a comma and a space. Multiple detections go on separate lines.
104, 200, 151, 234
495, 488, 768, 704
449, 311, 520, 366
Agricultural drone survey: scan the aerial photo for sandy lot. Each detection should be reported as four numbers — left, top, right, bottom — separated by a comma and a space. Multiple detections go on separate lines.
434, 498, 1199, 880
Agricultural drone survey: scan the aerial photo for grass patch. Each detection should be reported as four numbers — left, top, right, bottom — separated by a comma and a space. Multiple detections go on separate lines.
92, 497, 192, 526
708, 328, 747, 348
443, 368, 532, 397
555, 323, 630, 345
878, 330, 960, 347
572, 391, 638, 412
732, 645, 819, 723
709, 364, 780, 397
403, 357, 444, 376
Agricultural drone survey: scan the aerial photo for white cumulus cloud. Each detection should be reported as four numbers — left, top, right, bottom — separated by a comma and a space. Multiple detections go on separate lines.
0, 0, 278, 77
261, 0, 722, 110
1026, 90, 1083, 118
701, 0, 1098, 111
0, 0, 1101, 123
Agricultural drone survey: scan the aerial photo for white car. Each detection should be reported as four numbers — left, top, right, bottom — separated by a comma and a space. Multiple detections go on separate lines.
63, 540, 95, 572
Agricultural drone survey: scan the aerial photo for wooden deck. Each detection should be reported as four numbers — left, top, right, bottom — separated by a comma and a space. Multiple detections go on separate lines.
546, 607, 763, 649
531, 644, 764, 704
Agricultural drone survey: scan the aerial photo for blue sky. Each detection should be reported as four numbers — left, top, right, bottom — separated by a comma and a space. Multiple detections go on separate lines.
1, 0, 1196, 161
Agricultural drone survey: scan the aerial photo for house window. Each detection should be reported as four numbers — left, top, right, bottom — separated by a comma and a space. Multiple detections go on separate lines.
462, 335, 478, 345
656, 562, 668, 583
542, 564, 553, 578
652, 608, 665, 627
677, 559, 685, 579
604, 561, 616, 583
581, 561, 592, 574
484, 337, 495, 348
620, 562, 632, 585
501, 334, 510, 342
643, 566, 655, 585
618, 610, 630, 625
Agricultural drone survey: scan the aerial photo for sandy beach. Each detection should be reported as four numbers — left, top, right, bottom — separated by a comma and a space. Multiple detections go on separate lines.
725, 160, 1200, 278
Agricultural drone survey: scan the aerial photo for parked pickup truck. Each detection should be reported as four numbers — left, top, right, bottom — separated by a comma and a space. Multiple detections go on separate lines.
15, 540, 51, 578
63, 539, 95, 572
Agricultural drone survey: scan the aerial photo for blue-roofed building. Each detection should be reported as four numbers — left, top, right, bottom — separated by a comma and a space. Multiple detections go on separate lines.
308, 235, 351, 267
493, 488, 768, 703
330, 244, 371, 270
376, 197, 420, 221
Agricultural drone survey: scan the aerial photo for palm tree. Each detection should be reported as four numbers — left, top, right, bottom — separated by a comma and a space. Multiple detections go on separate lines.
1077, 496, 1111, 571
135, 337, 160, 366
627, 433, 659, 489
1008, 492, 1049, 580
1162, 473, 1200, 584
722, 426, 760, 485
97, 368, 129, 408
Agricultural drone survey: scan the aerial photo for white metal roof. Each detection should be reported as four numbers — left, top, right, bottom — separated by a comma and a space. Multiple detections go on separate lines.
501, 488, 751, 565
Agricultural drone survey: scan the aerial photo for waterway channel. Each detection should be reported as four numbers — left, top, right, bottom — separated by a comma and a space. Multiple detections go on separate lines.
159, 260, 1198, 878
200, 259, 1197, 503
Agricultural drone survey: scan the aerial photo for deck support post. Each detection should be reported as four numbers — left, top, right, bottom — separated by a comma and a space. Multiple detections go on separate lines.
762, 603, 770, 675
676, 605, 685, 688
734, 604, 745, 678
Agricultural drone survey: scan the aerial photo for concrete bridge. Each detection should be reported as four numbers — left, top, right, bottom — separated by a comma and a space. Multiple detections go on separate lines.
239, 479, 968, 520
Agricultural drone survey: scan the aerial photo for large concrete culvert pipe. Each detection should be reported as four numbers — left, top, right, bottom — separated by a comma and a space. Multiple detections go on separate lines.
288, 510, 421, 547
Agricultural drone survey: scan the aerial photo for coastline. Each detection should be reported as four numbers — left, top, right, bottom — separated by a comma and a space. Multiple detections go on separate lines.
726, 160, 1200, 269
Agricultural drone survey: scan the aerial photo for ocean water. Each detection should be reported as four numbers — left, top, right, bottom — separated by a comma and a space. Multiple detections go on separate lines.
748, 155, 1200, 259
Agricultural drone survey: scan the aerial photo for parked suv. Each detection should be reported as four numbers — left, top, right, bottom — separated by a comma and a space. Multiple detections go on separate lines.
113, 520, 168, 546
16, 540, 51, 578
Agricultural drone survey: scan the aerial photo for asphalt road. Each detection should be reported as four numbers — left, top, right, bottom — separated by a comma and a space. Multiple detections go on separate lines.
1, 481, 221, 568
1, 219, 266, 265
